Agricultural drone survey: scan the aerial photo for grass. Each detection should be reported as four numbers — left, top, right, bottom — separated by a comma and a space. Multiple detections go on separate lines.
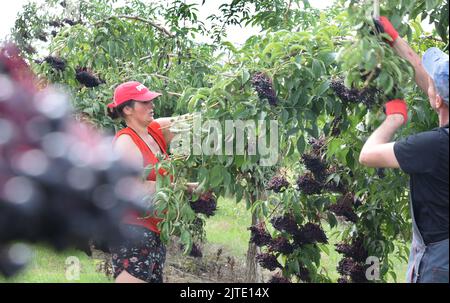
1, 196, 409, 283
204, 196, 252, 258
0, 245, 111, 283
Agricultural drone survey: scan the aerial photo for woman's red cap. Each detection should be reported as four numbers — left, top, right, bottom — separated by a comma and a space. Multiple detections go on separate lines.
107, 81, 161, 109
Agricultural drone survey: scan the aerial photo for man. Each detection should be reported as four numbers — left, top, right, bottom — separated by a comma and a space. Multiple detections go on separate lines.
359, 17, 449, 283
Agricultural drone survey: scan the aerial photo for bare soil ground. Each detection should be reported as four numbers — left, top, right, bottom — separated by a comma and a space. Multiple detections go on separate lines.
91, 239, 265, 283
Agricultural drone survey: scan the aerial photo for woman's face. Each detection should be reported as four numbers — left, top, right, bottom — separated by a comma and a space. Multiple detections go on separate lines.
126, 100, 155, 126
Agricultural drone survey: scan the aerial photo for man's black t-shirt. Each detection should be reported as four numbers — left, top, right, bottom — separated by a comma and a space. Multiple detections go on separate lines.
394, 124, 449, 245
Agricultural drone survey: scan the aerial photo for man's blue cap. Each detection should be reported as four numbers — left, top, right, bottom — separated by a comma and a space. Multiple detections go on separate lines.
422, 47, 449, 105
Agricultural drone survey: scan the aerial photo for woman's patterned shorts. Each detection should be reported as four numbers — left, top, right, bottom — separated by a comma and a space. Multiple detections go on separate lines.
110, 224, 166, 283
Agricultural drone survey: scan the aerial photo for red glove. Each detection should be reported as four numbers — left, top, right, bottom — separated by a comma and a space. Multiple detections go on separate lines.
375, 16, 399, 46
384, 99, 408, 124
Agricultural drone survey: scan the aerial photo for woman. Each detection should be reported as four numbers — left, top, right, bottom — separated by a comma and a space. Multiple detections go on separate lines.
107, 81, 193, 283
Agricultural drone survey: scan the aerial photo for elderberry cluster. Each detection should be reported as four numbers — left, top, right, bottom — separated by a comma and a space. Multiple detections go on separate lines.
293, 223, 328, 246
270, 214, 299, 235
268, 273, 291, 283
249, 222, 272, 247
266, 176, 290, 193
337, 257, 369, 283
330, 79, 381, 109
268, 237, 294, 255
296, 172, 323, 195
335, 237, 368, 263
256, 253, 282, 271
43, 56, 66, 71
327, 193, 358, 223
75, 67, 105, 88
189, 191, 217, 217
301, 154, 327, 182
0, 45, 145, 277
251, 72, 278, 106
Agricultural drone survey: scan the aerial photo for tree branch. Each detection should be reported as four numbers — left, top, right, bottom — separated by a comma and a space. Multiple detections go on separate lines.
95, 15, 175, 38
420, 35, 444, 43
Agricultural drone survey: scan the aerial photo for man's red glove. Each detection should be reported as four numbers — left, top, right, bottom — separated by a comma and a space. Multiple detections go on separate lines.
384, 99, 408, 124
374, 16, 399, 46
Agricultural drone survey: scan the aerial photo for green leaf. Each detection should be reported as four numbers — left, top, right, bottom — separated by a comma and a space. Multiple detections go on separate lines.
242, 69, 250, 84
312, 59, 323, 78
209, 165, 224, 188
316, 80, 330, 96
297, 135, 305, 154
327, 212, 337, 229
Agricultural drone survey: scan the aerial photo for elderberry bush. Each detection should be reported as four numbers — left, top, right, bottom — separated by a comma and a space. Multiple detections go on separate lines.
180, 242, 203, 258
251, 72, 278, 106
330, 116, 342, 137
308, 137, 326, 156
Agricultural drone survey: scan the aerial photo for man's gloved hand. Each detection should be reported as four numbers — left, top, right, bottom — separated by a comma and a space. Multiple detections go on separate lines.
374, 16, 399, 46
384, 99, 408, 124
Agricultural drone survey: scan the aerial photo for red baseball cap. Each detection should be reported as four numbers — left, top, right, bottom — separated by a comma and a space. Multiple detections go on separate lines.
107, 81, 161, 109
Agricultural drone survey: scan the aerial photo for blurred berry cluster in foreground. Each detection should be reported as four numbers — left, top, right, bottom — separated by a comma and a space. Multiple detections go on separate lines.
0, 44, 146, 277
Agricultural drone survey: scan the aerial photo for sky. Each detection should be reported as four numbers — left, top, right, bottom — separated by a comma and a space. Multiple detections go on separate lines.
0, 0, 334, 44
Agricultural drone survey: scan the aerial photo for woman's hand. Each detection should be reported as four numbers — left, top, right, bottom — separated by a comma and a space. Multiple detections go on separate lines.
186, 182, 199, 194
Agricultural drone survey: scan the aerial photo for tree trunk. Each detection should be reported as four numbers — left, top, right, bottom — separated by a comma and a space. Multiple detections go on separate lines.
244, 191, 263, 283
245, 212, 262, 282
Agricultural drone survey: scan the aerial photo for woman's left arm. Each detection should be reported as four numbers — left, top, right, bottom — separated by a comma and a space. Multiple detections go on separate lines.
154, 117, 176, 146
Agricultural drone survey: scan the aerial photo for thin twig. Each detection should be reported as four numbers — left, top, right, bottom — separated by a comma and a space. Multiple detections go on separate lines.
95, 15, 175, 38
168, 91, 182, 97
420, 35, 444, 43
